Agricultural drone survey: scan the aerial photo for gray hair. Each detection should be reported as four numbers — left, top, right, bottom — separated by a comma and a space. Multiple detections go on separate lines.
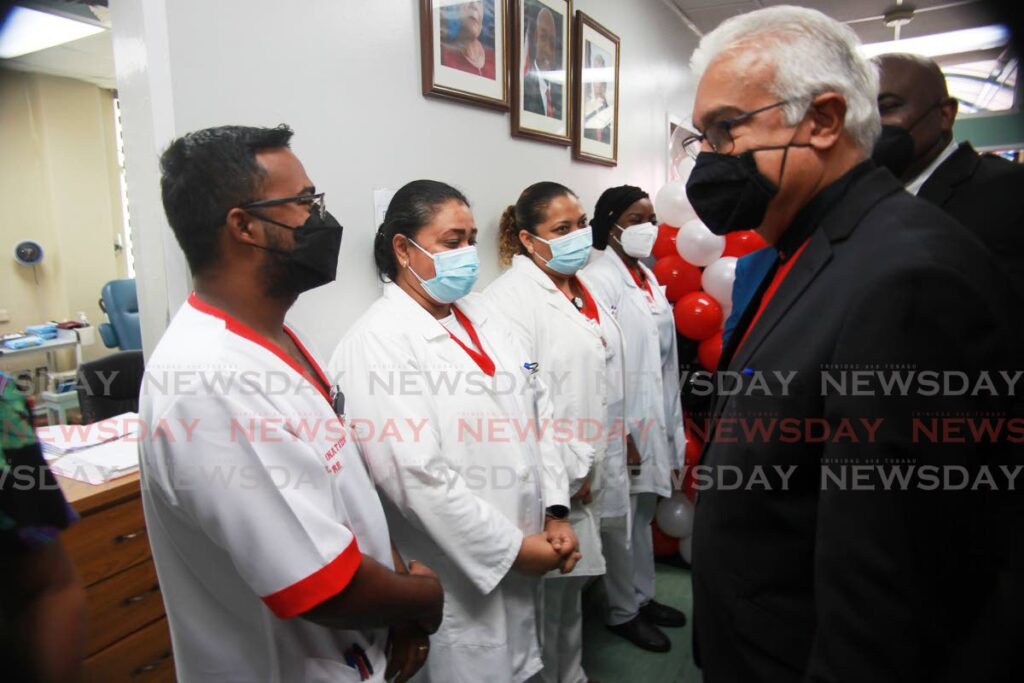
690, 5, 881, 153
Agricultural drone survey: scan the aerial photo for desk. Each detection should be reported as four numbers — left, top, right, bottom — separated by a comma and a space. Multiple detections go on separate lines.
57, 472, 175, 681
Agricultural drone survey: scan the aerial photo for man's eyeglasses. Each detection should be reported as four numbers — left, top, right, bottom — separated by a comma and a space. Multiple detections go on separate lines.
241, 192, 327, 221
681, 100, 789, 159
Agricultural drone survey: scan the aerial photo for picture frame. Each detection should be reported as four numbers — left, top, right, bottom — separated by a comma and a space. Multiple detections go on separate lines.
420, 0, 509, 111
510, 0, 573, 145
572, 11, 619, 165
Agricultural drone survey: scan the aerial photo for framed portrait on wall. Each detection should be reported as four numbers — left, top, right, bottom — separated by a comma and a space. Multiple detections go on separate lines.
511, 0, 572, 145
572, 11, 619, 165
420, 0, 508, 110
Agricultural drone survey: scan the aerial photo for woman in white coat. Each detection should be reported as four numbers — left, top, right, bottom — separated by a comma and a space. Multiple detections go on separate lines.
330, 180, 580, 683
485, 182, 626, 683
582, 185, 688, 653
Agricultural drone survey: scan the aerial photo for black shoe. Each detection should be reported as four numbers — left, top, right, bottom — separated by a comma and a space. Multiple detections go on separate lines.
607, 615, 671, 653
640, 600, 688, 628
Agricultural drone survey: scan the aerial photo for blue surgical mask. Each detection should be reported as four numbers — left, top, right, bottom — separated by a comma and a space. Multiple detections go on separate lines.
408, 239, 480, 303
532, 226, 593, 275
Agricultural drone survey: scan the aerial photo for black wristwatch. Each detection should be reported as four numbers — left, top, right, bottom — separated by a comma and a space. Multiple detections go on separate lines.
545, 505, 569, 521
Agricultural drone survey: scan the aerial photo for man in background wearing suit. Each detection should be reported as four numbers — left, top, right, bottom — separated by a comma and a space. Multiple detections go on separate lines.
873, 52, 1024, 301
523, 6, 562, 119
683, 6, 1022, 683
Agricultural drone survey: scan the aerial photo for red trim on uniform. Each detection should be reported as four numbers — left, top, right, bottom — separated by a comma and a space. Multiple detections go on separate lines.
188, 292, 330, 402
572, 278, 601, 323
448, 306, 496, 377
736, 240, 810, 354
261, 539, 363, 619
627, 266, 654, 298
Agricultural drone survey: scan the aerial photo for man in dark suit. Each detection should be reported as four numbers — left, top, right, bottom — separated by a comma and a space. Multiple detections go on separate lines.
523, 6, 562, 119
873, 52, 1024, 301
683, 6, 1023, 682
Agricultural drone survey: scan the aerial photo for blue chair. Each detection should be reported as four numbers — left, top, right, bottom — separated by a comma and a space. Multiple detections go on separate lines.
98, 279, 142, 351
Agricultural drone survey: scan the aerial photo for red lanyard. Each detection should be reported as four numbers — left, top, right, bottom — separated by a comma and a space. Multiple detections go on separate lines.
448, 306, 496, 377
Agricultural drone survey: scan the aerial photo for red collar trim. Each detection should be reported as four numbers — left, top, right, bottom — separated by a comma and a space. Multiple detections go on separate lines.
448, 306, 496, 377
628, 266, 654, 297
187, 292, 332, 402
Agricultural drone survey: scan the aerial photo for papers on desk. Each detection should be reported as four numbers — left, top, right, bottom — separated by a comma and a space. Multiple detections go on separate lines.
49, 438, 139, 485
40, 412, 141, 485
37, 412, 140, 458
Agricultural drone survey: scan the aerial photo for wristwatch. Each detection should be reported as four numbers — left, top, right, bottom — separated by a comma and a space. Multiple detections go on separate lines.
545, 505, 569, 521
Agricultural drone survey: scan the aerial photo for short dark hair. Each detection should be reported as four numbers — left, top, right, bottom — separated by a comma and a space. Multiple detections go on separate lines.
159, 124, 294, 274
374, 180, 470, 282
498, 181, 576, 266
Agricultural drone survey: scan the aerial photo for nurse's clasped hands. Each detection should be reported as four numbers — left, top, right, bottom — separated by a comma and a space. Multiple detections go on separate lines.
545, 518, 581, 574
513, 533, 572, 575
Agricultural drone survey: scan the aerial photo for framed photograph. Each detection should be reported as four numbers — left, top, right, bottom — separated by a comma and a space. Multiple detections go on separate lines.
421, 0, 508, 110
572, 11, 619, 165
511, 0, 572, 145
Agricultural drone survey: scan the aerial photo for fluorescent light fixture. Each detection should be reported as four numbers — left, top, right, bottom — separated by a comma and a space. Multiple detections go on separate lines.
858, 24, 1010, 59
0, 6, 105, 59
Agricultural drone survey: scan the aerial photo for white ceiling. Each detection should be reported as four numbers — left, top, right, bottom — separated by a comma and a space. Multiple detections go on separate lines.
0, 1, 114, 89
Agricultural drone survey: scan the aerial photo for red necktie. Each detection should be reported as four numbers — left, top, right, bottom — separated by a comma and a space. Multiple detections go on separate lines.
546, 91, 553, 118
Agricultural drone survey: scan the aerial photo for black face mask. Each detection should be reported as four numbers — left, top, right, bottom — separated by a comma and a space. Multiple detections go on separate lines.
870, 100, 945, 178
252, 210, 344, 295
685, 142, 810, 235
871, 125, 916, 177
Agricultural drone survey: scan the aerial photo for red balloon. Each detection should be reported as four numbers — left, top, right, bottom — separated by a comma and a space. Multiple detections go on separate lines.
722, 230, 767, 258
651, 223, 680, 260
652, 255, 702, 302
652, 519, 680, 557
698, 331, 724, 372
674, 292, 723, 341
684, 434, 703, 467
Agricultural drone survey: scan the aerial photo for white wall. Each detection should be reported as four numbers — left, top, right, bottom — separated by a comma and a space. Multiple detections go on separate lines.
111, 0, 698, 358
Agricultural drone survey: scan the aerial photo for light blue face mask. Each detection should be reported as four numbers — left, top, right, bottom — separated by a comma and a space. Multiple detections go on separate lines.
408, 239, 480, 304
532, 226, 593, 275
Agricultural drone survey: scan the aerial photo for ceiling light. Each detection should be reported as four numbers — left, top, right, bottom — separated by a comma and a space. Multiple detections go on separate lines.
0, 6, 105, 59
859, 24, 1010, 59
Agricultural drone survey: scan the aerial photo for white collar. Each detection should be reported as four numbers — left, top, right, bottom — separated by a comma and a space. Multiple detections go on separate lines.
905, 138, 959, 196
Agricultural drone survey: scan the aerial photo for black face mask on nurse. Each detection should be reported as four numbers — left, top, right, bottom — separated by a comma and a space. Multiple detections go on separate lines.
247, 207, 344, 296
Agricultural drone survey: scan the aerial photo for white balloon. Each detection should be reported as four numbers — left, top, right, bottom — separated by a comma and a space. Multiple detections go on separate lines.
701, 256, 738, 309
675, 219, 725, 267
655, 493, 695, 539
675, 156, 696, 182
679, 535, 693, 563
654, 180, 698, 228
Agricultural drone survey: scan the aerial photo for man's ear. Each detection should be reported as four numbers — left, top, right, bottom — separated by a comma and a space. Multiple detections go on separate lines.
806, 92, 847, 151
939, 96, 959, 134
225, 207, 260, 247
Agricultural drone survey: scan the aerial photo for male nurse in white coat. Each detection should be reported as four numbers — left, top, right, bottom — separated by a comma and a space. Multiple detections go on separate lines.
140, 126, 443, 683
486, 182, 626, 683
330, 180, 580, 683
583, 185, 688, 653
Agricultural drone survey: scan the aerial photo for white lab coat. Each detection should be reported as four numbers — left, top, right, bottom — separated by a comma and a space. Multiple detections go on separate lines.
582, 250, 685, 497
485, 255, 623, 578
329, 283, 573, 683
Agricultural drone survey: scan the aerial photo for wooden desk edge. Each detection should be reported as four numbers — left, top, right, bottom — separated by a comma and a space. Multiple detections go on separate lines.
56, 471, 141, 515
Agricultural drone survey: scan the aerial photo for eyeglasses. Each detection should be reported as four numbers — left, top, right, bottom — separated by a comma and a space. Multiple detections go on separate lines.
681, 100, 789, 159
241, 192, 326, 221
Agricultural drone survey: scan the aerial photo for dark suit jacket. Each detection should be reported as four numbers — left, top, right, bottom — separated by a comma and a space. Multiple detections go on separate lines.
523, 68, 563, 120
918, 142, 1024, 302
692, 165, 1023, 683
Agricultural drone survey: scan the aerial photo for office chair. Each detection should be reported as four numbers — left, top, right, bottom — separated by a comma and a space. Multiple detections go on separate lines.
76, 350, 145, 423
